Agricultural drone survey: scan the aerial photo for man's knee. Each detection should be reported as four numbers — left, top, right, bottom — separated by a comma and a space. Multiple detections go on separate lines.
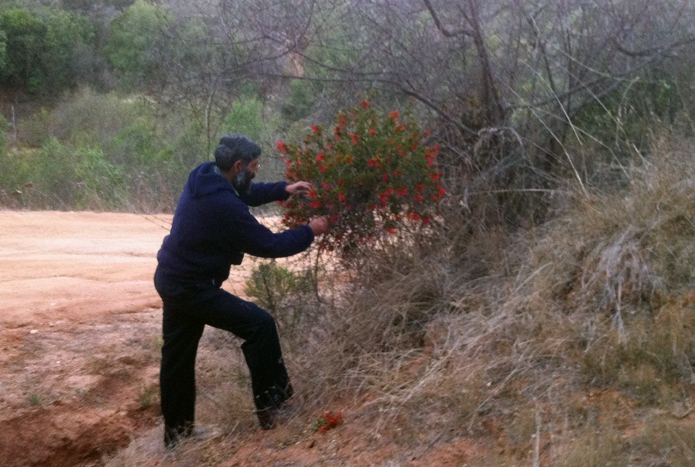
253, 306, 277, 332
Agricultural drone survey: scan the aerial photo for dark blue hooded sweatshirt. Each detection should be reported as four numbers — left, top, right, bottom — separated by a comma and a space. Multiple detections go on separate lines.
156, 161, 314, 285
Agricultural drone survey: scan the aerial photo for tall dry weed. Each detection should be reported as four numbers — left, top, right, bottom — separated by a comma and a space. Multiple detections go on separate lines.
105, 134, 695, 465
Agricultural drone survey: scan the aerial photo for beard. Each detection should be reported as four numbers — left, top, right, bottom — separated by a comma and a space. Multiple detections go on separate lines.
232, 168, 255, 194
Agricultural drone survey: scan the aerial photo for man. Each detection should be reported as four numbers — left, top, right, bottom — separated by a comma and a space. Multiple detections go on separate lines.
154, 134, 328, 447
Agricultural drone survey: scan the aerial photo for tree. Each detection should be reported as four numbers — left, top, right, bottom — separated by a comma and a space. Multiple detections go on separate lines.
0, 6, 97, 94
40, 8, 96, 93
104, 0, 172, 90
0, 8, 45, 90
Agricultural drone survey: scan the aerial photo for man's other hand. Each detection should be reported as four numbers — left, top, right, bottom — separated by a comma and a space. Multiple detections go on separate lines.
286, 181, 313, 196
309, 216, 329, 236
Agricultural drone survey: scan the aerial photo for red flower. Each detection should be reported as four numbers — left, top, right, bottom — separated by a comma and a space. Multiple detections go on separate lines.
309, 201, 322, 209
430, 171, 442, 182
312, 125, 320, 133
408, 212, 420, 221
369, 128, 375, 135
320, 165, 327, 174
382, 174, 389, 182
379, 193, 389, 207
339, 192, 347, 204
414, 194, 424, 202
337, 179, 346, 186
436, 185, 446, 195
411, 143, 418, 150
422, 217, 431, 224
361, 99, 371, 109
395, 124, 405, 132
350, 133, 360, 145
416, 184, 425, 192
367, 204, 376, 211
276, 141, 288, 152
389, 110, 399, 120
397, 188, 408, 197
386, 227, 397, 234
368, 158, 382, 168
317, 412, 344, 432
321, 182, 330, 190
316, 152, 325, 162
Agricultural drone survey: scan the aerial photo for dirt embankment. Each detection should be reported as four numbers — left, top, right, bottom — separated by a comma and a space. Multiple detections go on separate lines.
0, 211, 170, 465
2, 210, 493, 467
0, 211, 266, 466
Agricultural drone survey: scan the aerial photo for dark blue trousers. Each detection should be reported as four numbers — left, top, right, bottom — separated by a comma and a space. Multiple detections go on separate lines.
154, 268, 292, 447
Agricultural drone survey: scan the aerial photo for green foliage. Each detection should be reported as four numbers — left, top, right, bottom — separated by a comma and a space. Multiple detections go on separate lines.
5, 90, 189, 211
0, 6, 95, 94
36, 137, 79, 207
572, 77, 688, 166
110, 119, 165, 165
0, 27, 7, 73
17, 89, 151, 148
220, 97, 266, 144
73, 146, 127, 210
39, 8, 95, 92
244, 262, 313, 314
104, 0, 172, 90
281, 79, 321, 123
278, 100, 444, 255
0, 113, 7, 156
244, 261, 317, 340
0, 8, 45, 87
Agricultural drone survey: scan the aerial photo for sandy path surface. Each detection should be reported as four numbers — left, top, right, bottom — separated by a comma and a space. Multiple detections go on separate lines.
0, 211, 266, 466
0, 211, 168, 328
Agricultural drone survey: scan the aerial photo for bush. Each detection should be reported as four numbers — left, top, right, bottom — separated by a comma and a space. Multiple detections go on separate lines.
244, 261, 318, 345
277, 100, 445, 255
104, 0, 172, 90
0, 6, 96, 94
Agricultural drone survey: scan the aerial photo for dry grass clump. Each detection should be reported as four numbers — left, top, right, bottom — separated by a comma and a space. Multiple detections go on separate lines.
520, 137, 695, 398
104, 136, 695, 465
263, 134, 695, 463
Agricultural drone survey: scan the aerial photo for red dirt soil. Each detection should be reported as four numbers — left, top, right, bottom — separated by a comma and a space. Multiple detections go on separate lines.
0, 211, 498, 467
0, 211, 175, 466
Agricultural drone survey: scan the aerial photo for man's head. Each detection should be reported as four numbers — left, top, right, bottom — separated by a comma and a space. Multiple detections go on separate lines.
214, 134, 261, 194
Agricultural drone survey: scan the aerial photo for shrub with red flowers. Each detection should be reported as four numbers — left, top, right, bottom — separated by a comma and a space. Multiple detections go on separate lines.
277, 100, 445, 254
313, 411, 344, 432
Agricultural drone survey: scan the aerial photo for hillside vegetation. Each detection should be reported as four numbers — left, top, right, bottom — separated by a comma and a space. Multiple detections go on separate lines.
2, 0, 695, 465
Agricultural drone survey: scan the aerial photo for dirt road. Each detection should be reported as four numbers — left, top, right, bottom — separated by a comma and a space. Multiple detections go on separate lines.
0, 211, 259, 466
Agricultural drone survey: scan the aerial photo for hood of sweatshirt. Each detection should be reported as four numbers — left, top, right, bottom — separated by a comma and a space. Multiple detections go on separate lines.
186, 161, 233, 198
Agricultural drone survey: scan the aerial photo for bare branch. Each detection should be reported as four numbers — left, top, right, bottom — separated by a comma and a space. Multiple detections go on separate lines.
421, 0, 473, 38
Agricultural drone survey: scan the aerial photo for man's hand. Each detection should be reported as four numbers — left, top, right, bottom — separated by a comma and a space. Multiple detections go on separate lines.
286, 181, 313, 196
309, 216, 329, 236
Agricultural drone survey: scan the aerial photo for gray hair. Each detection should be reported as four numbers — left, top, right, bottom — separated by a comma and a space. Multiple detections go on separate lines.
214, 134, 261, 172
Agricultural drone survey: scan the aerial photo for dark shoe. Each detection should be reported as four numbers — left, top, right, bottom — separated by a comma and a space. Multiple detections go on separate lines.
257, 407, 276, 430
164, 424, 193, 448
283, 382, 294, 402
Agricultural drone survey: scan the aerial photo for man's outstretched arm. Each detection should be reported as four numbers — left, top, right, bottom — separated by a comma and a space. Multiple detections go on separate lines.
239, 181, 315, 207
